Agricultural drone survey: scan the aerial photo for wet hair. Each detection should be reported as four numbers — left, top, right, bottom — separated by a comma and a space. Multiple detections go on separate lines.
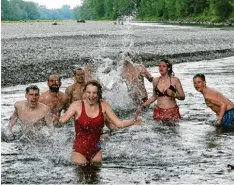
25, 85, 40, 94
193, 73, 206, 81
84, 80, 103, 101
74, 67, 84, 75
160, 59, 174, 76
47, 74, 61, 82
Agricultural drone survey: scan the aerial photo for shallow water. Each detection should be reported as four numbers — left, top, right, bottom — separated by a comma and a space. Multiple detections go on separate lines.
1, 57, 234, 184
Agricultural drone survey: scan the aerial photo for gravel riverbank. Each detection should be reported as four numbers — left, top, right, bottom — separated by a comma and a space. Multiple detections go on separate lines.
1, 21, 234, 87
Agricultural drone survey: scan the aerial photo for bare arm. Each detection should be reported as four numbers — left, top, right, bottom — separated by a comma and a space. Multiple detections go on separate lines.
104, 114, 118, 130
44, 109, 55, 134
139, 65, 153, 82
206, 95, 227, 124
38, 94, 47, 105
59, 101, 78, 124
65, 86, 73, 103
8, 105, 18, 131
61, 95, 70, 112
174, 78, 185, 100
134, 81, 158, 119
166, 77, 185, 100
104, 102, 141, 129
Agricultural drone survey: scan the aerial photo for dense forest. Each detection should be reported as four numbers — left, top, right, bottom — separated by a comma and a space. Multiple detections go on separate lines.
1, 0, 73, 20
76, 0, 234, 22
1, 0, 234, 23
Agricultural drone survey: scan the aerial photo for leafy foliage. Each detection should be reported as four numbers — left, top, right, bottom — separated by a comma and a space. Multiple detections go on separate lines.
1, 0, 234, 22
78, 0, 234, 22
1, 0, 73, 21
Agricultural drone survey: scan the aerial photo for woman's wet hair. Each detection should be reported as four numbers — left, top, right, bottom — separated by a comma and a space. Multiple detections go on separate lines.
193, 73, 206, 81
25, 85, 40, 94
84, 80, 103, 101
160, 59, 174, 76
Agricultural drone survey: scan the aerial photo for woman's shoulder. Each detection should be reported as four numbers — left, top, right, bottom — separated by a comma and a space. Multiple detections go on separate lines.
71, 100, 83, 107
100, 99, 110, 106
171, 76, 180, 81
100, 99, 112, 110
153, 76, 160, 83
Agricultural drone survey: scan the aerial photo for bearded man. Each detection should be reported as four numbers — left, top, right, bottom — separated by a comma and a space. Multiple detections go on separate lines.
39, 74, 69, 124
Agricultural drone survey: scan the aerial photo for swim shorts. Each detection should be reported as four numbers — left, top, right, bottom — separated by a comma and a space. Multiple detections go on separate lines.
221, 108, 234, 126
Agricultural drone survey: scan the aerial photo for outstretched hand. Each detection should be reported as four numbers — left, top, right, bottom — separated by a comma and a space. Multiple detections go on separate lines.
133, 117, 143, 125
134, 106, 142, 121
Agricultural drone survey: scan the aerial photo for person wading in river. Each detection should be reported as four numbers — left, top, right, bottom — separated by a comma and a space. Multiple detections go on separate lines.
8, 85, 54, 134
39, 74, 69, 124
65, 68, 89, 103
120, 53, 153, 106
65, 67, 117, 132
193, 73, 234, 126
59, 80, 142, 165
134, 59, 185, 125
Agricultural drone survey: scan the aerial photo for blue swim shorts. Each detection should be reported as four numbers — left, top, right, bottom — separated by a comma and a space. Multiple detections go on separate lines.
221, 107, 234, 126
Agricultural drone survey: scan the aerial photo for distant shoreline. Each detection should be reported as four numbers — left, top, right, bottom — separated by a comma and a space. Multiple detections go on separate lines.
2, 19, 234, 28
134, 20, 234, 28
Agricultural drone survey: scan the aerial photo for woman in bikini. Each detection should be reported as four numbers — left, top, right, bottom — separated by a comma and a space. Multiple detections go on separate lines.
59, 80, 142, 165
135, 59, 185, 124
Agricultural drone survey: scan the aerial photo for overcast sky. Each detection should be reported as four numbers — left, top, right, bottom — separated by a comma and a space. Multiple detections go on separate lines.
24, 0, 82, 9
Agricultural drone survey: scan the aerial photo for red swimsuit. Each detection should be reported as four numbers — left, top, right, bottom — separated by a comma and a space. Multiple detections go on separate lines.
73, 101, 104, 161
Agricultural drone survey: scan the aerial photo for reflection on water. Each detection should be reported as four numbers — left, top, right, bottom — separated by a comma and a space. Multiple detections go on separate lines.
1, 57, 234, 184
75, 164, 101, 184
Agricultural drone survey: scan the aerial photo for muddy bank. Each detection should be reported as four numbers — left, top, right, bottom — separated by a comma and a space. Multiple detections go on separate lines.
2, 21, 234, 87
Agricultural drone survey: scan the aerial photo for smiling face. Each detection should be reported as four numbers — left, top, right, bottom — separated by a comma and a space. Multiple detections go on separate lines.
25, 89, 40, 108
85, 84, 99, 105
193, 77, 206, 92
158, 61, 168, 75
74, 69, 85, 83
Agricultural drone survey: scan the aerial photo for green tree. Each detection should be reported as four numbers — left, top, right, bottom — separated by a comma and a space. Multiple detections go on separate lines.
25, 1, 40, 20
214, 0, 233, 20
59, 5, 72, 20
80, 0, 95, 19
1, 0, 10, 20
73, 5, 81, 20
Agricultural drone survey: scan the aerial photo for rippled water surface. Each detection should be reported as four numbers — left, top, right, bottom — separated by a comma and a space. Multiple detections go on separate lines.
1, 56, 234, 184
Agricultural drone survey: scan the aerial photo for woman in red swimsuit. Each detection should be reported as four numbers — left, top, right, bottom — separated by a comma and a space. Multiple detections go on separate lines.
59, 80, 142, 165
135, 59, 185, 124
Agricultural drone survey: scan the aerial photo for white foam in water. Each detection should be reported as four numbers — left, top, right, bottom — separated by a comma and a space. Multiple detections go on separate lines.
94, 56, 136, 109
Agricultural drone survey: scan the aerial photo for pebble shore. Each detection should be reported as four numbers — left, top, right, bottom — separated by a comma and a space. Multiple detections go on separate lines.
2, 21, 234, 87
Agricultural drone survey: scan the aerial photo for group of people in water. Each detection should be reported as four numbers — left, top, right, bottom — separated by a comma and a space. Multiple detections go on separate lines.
7, 54, 234, 166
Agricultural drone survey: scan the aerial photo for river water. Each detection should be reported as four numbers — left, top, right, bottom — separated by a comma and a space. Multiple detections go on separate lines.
1, 56, 234, 184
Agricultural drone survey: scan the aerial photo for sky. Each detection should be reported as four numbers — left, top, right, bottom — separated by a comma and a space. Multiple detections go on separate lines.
24, 0, 83, 9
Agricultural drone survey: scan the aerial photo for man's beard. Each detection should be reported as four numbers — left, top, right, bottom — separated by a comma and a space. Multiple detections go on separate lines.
49, 86, 59, 92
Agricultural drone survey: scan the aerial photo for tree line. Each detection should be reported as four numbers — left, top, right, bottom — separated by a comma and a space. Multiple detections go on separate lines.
75, 0, 234, 22
2, 0, 234, 22
1, 0, 73, 21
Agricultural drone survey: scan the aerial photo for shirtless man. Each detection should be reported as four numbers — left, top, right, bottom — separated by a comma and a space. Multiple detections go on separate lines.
65, 68, 86, 103
39, 74, 69, 124
121, 56, 153, 106
193, 74, 234, 126
8, 85, 54, 134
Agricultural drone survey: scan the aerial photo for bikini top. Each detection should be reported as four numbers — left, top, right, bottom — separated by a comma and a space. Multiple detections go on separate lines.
155, 77, 176, 97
